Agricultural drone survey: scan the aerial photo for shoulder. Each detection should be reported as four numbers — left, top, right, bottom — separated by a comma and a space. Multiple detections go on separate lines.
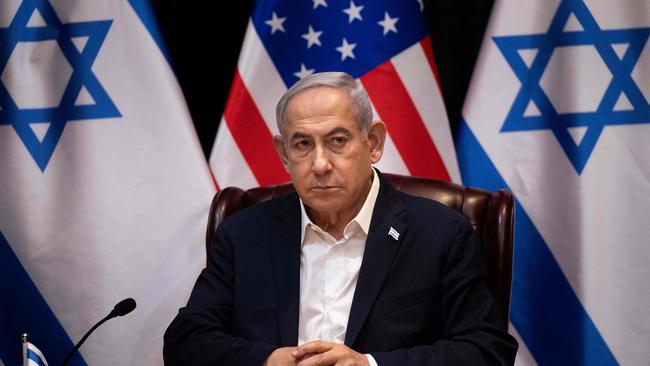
391, 189, 475, 239
387, 190, 481, 270
219, 192, 299, 233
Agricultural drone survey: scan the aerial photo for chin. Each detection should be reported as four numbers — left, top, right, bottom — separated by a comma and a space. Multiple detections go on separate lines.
303, 194, 346, 212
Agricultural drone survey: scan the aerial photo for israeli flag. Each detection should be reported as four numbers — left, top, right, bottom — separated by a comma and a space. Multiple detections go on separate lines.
24, 342, 48, 366
458, 0, 649, 364
0, 1, 215, 365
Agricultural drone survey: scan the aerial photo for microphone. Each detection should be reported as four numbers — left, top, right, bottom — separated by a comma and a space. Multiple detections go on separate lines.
109, 298, 136, 317
59, 298, 136, 366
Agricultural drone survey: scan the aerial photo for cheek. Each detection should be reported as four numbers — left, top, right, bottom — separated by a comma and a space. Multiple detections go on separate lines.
335, 154, 369, 175
287, 161, 314, 190
288, 159, 311, 176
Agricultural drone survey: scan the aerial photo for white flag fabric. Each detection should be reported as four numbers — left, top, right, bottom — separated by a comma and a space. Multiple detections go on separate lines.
0, 0, 215, 365
458, 0, 650, 364
210, 0, 460, 190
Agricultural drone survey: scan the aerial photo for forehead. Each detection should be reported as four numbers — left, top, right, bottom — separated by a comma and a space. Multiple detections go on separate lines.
283, 87, 356, 132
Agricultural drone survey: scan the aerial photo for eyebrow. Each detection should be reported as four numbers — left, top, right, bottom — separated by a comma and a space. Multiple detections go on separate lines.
325, 127, 352, 137
290, 132, 310, 141
289, 127, 352, 141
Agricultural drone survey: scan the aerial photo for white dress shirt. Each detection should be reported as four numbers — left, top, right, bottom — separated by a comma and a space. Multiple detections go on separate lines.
298, 169, 380, 366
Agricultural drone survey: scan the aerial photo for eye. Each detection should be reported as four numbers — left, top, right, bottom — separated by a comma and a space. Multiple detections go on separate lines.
331, 136, 348, 146
294, 139, 313, 150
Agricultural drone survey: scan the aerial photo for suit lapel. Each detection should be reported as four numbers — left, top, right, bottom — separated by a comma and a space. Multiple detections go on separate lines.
345, 175, 406, 346
269, 194, 302, 346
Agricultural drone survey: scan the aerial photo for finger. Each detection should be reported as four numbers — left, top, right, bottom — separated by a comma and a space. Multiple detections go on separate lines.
293, 341, 334, 358
296, 351, 335, 366
295, 352, 318, 363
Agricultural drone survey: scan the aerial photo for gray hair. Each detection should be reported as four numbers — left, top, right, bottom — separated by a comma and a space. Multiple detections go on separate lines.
275, 72, 373, 137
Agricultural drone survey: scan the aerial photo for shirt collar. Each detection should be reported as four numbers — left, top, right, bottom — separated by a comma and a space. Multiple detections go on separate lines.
300, 169, 380, 242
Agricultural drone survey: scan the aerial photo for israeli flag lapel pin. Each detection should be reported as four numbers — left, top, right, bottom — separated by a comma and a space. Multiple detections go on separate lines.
388, 226, 400, 241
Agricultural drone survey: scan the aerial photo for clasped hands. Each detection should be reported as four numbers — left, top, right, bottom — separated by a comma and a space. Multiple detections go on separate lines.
262, 340, 369, 366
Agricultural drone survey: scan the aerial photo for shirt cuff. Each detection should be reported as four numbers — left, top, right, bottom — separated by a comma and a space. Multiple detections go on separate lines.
365, 354, 378, 366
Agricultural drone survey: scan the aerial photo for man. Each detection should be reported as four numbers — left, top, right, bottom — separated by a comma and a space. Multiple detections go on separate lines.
164, 72, 518, 365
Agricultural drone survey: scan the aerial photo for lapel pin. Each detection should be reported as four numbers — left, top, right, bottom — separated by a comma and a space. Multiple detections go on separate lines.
388, 227, 400, 241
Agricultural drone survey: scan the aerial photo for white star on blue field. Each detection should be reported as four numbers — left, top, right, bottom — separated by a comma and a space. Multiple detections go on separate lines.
0, 0, 120, 171
494, 0, 650, 174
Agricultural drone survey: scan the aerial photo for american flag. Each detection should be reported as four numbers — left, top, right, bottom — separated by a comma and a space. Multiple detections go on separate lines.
210, 0, 459, 189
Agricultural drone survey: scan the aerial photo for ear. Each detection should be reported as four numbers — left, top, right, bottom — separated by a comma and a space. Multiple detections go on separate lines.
366, 121, 386, 164
273, 135, 290, 172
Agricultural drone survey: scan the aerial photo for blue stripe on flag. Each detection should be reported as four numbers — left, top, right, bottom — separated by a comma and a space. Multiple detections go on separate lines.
128, 0, 174, 69
455, 118, 618, 365
27, 348, 47, 366
0, 231, 86, 366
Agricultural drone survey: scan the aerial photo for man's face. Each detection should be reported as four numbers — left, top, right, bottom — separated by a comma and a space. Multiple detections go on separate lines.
273, 86, 385, 218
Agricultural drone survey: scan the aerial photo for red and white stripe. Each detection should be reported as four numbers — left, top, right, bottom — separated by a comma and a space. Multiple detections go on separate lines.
210, 20, 460, 190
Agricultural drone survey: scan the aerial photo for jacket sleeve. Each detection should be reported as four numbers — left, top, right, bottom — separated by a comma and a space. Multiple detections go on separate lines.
370, 220, 518, 365
163, 224, 277, 366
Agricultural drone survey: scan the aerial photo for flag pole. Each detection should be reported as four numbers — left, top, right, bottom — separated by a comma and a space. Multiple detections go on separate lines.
21, 333, 28, 366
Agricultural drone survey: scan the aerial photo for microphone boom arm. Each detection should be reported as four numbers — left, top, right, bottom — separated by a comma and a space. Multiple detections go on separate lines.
58, 298, 136, 366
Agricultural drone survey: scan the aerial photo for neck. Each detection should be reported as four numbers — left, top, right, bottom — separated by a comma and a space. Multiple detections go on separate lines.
307, 210, 352, 240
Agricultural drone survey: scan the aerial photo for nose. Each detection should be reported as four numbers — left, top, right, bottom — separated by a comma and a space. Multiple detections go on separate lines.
311, 145, 332, 175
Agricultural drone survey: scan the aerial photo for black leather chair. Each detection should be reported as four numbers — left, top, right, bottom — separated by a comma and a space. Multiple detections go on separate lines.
205, 173, 515, 323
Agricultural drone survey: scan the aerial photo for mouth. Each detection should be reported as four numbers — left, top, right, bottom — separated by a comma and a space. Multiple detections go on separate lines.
311, 186, 341, 191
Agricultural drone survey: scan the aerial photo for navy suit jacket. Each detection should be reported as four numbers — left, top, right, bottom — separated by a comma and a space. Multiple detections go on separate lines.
164, 172, 518, 365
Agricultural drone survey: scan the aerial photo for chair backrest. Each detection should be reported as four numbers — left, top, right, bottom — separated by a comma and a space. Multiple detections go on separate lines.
206, 173, 515, 323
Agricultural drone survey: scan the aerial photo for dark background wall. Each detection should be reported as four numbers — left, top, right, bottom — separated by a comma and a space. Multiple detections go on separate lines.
150, 0, 494, 157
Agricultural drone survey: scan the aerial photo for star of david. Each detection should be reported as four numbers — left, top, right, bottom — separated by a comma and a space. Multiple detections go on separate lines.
493, 0, 650, 174
0, 0, 120, 172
